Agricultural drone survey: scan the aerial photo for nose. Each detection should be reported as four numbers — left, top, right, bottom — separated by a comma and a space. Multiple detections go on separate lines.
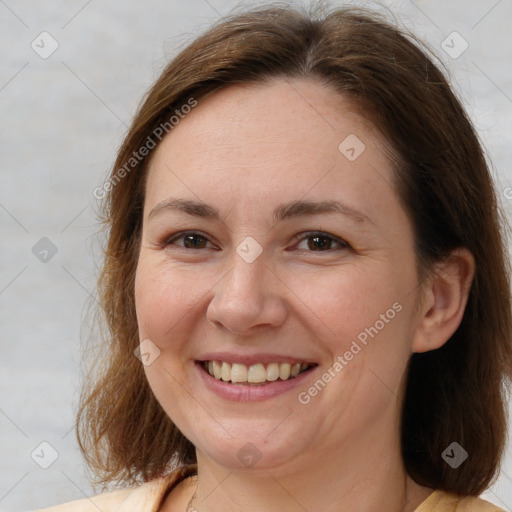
206, 252, 288, 336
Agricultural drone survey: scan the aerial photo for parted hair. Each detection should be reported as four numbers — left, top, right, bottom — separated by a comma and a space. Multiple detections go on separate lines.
77, 1, 512, 495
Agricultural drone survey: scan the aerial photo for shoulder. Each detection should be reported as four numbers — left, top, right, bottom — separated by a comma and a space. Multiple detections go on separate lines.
34, 485, 139, 512
455, 494, 506, 512
415, 489, 506, 512
34, 465, 198, 512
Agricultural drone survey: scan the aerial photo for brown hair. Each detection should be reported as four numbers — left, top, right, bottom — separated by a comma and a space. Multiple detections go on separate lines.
77, 2, 512, 495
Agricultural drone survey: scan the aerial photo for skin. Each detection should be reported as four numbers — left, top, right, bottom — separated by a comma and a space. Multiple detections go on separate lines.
134, 77, 475, 512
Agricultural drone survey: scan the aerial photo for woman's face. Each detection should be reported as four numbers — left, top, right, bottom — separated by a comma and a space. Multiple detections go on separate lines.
135, 78, 423, 471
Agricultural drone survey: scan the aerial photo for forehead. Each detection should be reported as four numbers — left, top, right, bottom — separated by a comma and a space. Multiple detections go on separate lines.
144, 78, 398, 226
153, 78, 380, 160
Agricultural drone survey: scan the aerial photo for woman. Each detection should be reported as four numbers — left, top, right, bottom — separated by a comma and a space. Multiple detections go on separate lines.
38, 2, 512, 511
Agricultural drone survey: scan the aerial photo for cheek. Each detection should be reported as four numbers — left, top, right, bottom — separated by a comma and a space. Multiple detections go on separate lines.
135, 259, 200, 340
291, 264, 400, 344
307, 267, 415, 398
134, 261, 199, 418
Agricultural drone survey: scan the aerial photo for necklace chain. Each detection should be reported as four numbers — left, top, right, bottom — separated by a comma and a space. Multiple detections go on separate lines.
186, 479, 198, 512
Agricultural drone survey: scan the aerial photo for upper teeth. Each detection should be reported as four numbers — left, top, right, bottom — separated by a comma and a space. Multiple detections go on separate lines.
205, 361, 310, 384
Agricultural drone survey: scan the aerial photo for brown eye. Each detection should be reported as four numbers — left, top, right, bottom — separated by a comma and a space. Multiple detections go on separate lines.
295, 232, 349, 252
166, 232, 214, 249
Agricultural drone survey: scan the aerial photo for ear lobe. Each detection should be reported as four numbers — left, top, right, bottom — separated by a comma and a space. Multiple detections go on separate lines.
412, 248, 475, 354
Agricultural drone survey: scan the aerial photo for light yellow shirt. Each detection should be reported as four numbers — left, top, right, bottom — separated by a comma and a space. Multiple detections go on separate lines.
35, 465, 506, 512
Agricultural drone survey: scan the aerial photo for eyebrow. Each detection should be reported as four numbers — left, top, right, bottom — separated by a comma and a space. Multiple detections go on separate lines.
148, 197, 375, 226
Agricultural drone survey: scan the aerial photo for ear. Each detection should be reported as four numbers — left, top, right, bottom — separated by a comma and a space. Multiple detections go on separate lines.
412, 248, 475, 353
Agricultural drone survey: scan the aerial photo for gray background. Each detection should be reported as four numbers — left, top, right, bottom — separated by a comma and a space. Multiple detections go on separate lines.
1, 0, 511, 511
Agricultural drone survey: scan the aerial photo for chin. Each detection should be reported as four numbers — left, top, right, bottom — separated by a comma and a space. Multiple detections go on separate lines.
192, 422, 309, 472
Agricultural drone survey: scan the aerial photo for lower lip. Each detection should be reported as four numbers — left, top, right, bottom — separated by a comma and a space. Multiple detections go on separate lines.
194, 362, 317, 402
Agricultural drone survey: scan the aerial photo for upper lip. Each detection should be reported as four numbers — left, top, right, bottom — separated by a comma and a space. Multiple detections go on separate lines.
196, 352, 318, 366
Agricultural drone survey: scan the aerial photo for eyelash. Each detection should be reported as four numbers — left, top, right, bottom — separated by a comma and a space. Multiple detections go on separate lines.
163, 230, 350, 253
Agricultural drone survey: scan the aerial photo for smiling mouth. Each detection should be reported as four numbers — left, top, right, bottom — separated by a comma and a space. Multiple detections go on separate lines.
199, 360, 316, 386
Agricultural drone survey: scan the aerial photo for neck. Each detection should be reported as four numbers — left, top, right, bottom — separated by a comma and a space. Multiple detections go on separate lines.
190, 418, 432, 512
